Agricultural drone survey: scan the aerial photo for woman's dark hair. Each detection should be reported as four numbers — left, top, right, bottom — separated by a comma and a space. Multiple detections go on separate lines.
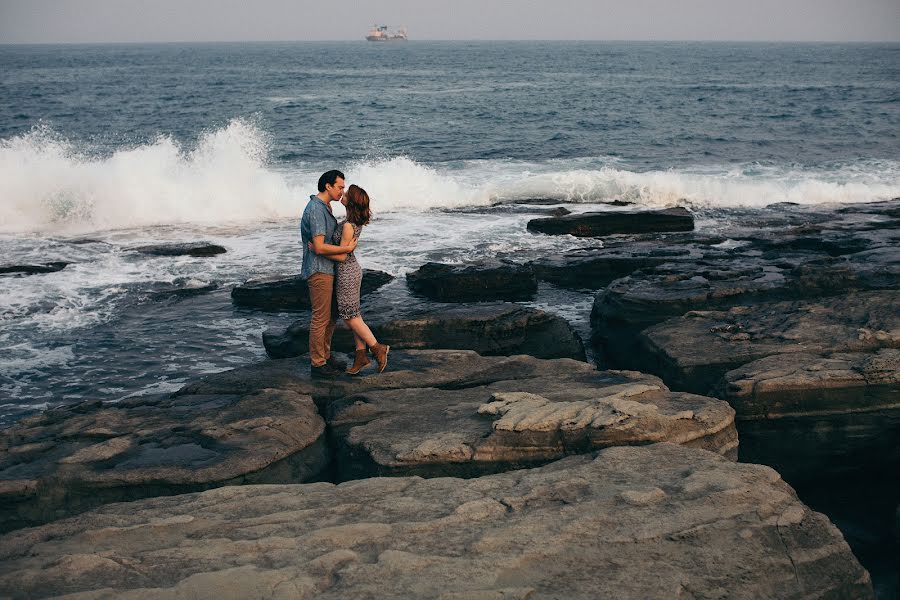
345, 184, 372, 226
317, 169, 345, 192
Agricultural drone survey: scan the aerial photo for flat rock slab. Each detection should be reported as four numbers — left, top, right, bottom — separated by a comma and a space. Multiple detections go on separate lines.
591, 250, 900, 368
130, 242, 226, 257
527, 207, 694, 237
231, 270, 393, 311
0, 444, 872, 599
721, 349, 900, 419
176, 350, 605, 407
0, 262, 68, 276
528, 238, 731, 291
263, 304, 585, 361
329, 367, 737, 480
406, 261, 537, 302
0, 389, 327, 533
638, 290, 900, 395
720, 349, 900, 481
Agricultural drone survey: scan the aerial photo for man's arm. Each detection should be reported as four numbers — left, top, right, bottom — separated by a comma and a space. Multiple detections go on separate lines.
311, 233, 356, 256
319, 223, 356, 262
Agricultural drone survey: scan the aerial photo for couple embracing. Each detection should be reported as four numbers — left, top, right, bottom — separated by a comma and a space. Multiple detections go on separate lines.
300, 170, 389, 379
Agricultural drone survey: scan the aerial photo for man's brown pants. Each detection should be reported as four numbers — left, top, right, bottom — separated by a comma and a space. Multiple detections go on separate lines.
307, 272, 337, 367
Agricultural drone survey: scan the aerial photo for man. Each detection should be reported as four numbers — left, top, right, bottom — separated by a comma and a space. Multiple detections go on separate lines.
300, 170, 357, 378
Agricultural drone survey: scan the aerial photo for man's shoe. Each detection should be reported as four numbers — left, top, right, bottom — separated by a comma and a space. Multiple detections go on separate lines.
370, 343, 390, 373
311, 362, 341, 379
326, 354, 347, 371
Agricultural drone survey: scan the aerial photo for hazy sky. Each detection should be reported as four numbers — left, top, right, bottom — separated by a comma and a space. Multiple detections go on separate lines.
1, 0, 897, 44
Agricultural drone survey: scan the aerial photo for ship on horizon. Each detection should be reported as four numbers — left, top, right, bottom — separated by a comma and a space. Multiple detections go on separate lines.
366, 25, 408, 42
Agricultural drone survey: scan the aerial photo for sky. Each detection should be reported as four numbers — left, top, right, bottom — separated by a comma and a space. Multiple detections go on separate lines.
0, 0, 898, 44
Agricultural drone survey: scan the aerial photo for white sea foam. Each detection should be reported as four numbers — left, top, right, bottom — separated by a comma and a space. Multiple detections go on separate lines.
2, 122, 899, 234
0, 120, 300, 234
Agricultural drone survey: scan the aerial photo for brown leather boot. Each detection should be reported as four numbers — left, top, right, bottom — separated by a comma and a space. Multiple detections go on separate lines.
346, 349, 370, 375
371, 343, 390, 373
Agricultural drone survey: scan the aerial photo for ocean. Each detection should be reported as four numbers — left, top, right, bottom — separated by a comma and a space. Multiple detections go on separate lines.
1, 41, 899, 426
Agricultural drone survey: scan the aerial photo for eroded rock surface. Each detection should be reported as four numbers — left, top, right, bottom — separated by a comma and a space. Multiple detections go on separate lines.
0, 444, 872, 599
592, 250, 900, 369
0, 389, 327, 533
638, 291, 900, 395
263, 304, 585, 361
329, 367, 737, 480
720, 349, 900, 481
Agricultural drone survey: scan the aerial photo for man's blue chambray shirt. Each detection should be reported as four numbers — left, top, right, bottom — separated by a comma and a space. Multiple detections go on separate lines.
300, 194, 338, 280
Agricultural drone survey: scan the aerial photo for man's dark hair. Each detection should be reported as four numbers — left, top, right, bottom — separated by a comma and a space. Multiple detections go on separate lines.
317, 170, 345, 192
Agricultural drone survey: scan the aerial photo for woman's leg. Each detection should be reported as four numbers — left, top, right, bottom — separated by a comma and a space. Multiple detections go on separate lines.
350, 330, 366, 351
345, 316, 377, 348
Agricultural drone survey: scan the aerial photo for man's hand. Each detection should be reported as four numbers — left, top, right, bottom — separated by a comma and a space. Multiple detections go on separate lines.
308, 241, 317, 254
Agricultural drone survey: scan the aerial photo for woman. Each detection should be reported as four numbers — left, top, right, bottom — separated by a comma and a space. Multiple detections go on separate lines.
316, 184, 389, 375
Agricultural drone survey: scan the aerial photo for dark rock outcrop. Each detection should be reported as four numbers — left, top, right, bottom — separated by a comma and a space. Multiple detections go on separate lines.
0, 444, 872, 599
527, 207, 694, 237
130, 242, 227, 257
263, 304, 585, 361
637, 291, 900, 395
0, 262, 68, 276
591, 249, 900, 369
406, 261, 537, 302
232, 270, 393, 311
0, 389, 328, 533
528, 239, 730, 290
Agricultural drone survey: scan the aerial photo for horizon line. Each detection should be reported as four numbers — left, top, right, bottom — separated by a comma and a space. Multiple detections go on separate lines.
1, 37, 899, 46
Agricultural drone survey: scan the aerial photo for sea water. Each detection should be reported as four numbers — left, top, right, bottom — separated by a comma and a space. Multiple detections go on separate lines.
1, 41, 899, 424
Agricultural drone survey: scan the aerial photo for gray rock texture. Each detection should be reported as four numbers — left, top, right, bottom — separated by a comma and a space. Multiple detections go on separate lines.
0, 389, 328, 533
527, 238, 728, 291
263, 304, 586, 361
592, 250, 900, 369
0, 443, 872, 599
329, 365, 737, 480
638, 290, 900, 395
720, 349, 900, 480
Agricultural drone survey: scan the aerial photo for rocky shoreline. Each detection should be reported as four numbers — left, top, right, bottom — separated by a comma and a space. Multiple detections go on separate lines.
2, 199, 898, 598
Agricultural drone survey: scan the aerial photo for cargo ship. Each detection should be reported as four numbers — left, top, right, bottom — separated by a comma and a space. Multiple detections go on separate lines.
366, 25, 408, 42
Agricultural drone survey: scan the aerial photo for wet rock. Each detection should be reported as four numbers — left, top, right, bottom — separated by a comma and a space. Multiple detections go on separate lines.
130, 242, 227, 257
528, 239, 730, 290
591, 249, 900, 369
0, 262, 68, 276
232, 270, 393, 311
637, 290, 900, 395
0, 444, 872, 599
0, 389, 328, 533
330, 367, 737, 480
263, 304, 585, 361
150, 280, 220, 300
406, 261, 537, 302
527, 207, 694, 237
